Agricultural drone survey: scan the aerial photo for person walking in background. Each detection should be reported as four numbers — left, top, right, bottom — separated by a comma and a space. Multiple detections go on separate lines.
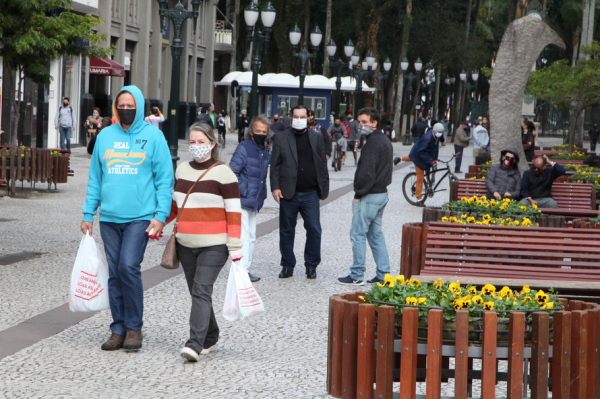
144, 106, 165, 127
270, 113, 287, 134
236, 110, 250, 143
269, 105, 329, 280
338, 108, 393, 286
229, 115, 271, 283
81, 85, 173, 351
166, 122, 242, 362
197, 104, 216, 129
522, 120, 535, 162
382, 120, 395, 141
281, 112, 292, 128
482, 116, 491, 152
87, 117, 112, 155
308, 109, 331, 159
217, 113, 227, 145
471, 119, 489, 157
589, 123, 599, 153
453, 121, 472, 174
410, 117, 428, 146
54, 97, 76, 152
346, 111, 360, 166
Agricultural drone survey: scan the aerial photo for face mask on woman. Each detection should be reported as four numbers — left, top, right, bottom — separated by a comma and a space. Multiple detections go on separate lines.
93, 112, 99, 118
189, 143, 213, 160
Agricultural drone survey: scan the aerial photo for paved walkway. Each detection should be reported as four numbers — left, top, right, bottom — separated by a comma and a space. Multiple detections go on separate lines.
0, 134, 565, 398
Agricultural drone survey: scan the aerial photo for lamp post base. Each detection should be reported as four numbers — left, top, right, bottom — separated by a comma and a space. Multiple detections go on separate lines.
403, 135, 412, 146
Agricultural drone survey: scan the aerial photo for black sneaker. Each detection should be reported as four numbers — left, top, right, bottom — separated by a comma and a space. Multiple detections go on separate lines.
367, 277, 383, 284
337, 275, 365, 286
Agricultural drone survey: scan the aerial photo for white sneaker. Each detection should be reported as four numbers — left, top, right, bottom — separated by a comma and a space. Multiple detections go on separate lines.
201, 343, 217, 355
181, 347, 199, 362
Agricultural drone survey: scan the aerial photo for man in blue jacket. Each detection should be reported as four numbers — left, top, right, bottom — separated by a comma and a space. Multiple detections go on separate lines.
229, 115, 271, 282
397, 123, 445, 204
80, 85, 174, 351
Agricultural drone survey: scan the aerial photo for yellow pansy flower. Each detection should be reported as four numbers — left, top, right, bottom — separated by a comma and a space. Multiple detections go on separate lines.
521, 285, 531, 294
433, 278, 443, 290
540, 302, 554, 309
358, 295, 365, 301
499, 286, 512, 298
383, 274, 395, 287
482, 284, 496, 296
406, 297, 417, 305
468, 286, 477, 295
449, 281, 461, 293
418, 297, 427, 304
395, 275, 405, 285
535, 290, 548, 303
473, 295, 484, 305
483, 301, 494, 310
407, 278, 421, 287
441, 216, 449, 222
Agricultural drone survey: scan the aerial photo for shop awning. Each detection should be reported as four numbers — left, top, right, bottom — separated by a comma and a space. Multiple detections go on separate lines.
89, 58, 126, 77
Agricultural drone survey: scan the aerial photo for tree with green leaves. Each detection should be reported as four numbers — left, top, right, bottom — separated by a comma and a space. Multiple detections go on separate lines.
0, 0, 111, 146
526, 42, 600, 152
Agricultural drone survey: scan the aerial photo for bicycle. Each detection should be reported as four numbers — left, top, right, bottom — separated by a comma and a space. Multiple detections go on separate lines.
402, 153, 460, 206
331, 139, 345, 172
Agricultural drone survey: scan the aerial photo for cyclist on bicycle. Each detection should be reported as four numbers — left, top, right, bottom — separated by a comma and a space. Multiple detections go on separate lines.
395, 123, 445, 203
328, 117, 347, 168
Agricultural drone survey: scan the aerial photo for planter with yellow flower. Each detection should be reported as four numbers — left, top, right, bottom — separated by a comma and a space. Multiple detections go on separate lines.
364, 276, 559, 344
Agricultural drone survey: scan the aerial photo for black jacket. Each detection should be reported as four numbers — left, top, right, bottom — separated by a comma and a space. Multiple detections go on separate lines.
354, 131, 393, 199
197, 112, 215, 129
410, 121, 428, 138
270, 128, 329, 200
521, 162, 566, 200
589, 126, 599, 141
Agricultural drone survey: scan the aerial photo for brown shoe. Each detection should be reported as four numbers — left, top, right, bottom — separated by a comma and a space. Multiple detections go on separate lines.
123, 329, 143, 350
101, 333, 125, 351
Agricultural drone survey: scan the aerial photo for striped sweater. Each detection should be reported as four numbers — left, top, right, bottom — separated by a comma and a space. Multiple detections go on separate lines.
167, 159, 243, 257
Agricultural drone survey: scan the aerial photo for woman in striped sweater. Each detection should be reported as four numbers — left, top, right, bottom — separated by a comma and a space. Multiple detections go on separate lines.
166, 122, 243, 362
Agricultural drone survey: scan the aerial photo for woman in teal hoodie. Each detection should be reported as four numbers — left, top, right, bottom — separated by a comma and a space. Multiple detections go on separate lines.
81, 85, 174, 351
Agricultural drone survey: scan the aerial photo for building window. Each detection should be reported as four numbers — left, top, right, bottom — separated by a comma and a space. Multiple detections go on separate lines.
275, 96, 326, 119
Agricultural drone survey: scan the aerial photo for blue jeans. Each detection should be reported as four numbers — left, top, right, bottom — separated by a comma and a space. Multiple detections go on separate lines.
349, 193, 390, 280
279, 190, 321, 270
454, 145, 464, 172
100, 220, 150, 336
59, 126, 71, 151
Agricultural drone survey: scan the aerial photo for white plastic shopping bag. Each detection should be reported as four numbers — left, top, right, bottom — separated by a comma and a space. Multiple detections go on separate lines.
222, 261, 265, 321
69, 232, 110, 312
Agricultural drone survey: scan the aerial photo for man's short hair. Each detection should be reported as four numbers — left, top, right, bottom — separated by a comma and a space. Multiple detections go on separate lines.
357, 107, 380, 125
472, 119, 481, 126
291, 105, 309, 117
63, 97, 70, 101
251, 114, 271, 132
116, 91, 135, 107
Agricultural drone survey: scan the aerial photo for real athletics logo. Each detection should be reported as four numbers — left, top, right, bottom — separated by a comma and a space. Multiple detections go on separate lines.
103, 143, 147, 174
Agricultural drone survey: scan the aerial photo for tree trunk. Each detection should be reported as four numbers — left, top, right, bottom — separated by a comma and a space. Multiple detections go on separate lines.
472, 0, 482, 36
272, 0, 291, 73
465, 0, 473, 42
568, 108, 583, 153
411, 69, 424, 117
392, 0, 412, 142
323, 0, 332, 77
7, 64, 21, 147
354, 0, 363, 49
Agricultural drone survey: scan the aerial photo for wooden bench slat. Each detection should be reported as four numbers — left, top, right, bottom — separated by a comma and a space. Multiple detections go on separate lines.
425, 254, 600, 269
421, 266, 600, 281
427, 247, 600, 260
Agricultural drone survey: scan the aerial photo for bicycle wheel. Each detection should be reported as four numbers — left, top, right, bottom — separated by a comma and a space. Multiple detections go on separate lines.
402, 172, 428, 206
336, 154, 342, 171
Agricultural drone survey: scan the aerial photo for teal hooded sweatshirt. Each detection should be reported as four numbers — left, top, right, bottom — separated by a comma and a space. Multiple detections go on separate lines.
83, 86, 174, 224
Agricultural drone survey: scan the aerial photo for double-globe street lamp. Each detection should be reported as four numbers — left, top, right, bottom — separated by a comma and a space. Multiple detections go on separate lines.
349, 50, 377, 116
401, 57, 423, 145
244, 2, 276, 120
326, 39, 354, 118
289, 24, 323, 106
373, 57, 392, 113
158, 0, 202, 172
460, 69, 479, 123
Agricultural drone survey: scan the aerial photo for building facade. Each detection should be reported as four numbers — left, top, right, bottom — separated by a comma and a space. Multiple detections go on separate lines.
1, 0, 229, 148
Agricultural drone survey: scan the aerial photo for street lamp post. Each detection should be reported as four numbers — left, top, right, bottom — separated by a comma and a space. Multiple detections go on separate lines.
445, 75, 456, 134
401, 57, 423, 146
349, 50, 377, 116
158, 0, 202, 171
460, 69, 479, 123
373, 57, 392, 112
326, 39, 354, 118
244, 2, 276, 120
289, 24, 322, 106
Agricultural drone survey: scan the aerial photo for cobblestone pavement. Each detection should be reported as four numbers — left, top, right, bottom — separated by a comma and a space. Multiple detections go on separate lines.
0, 134, 565, 398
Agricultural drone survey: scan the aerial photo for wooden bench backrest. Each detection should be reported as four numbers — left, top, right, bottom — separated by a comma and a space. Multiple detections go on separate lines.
420, 222, 600, 282
453, 179, 594, 209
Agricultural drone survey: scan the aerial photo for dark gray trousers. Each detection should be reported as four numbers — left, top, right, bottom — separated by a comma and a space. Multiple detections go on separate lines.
177, 243, 228, 354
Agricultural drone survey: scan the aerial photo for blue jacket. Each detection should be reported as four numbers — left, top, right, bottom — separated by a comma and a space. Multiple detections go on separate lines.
82, 85, 174, 223
229, 138, 270, 212
409, 130, 442, 172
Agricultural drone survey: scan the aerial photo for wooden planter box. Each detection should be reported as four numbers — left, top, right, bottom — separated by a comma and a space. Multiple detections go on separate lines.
421, 206, 566, 227
327, 293, 600, 399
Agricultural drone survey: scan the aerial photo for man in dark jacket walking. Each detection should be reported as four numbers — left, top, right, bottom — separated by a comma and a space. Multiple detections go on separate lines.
486, 146, 522, 200
230, 115, 271, 283
589, 124, 599, 152
520, 155, 566, 208
338, 108, 393, 286
453, 121, 472, 173
270, 105, 329, 280
410, 117, 428, 146
236, 110, 250, 143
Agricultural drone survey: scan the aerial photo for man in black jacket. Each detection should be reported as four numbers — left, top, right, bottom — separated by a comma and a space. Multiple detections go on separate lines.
410, 117, 428, 146
520, 155, 565, 209
589, 123, 599, 152
338, 107, 393, 286
270, 105, 329, 280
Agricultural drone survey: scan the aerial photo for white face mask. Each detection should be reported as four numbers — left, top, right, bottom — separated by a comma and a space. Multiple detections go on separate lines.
189, 144, 213, 160
435, 132, 443, 138
292, 118, 308, 130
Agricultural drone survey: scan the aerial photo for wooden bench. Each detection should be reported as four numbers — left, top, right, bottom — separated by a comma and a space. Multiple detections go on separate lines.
450, 179, 597, 210
401, 222, 600, 296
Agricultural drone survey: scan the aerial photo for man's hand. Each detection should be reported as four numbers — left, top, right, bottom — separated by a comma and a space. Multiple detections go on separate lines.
55, 126, 58, 130
81, 221, 93, 235
72, 126, 75, 131
494, 192, 501, 200
504, 192, 512, 197
543, 154, 550, 164
354, 198, 360, 202
146, 219, 165, 240
272, 189, 283, 204
468, 136, 473, 140
528, 198, 537, 206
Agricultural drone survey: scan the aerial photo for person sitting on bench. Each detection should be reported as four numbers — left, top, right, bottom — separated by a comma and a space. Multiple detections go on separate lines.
486, 146, 522, 200
519, 154, 565, 208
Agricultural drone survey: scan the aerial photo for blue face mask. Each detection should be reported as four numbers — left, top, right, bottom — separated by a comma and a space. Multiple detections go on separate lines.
360, 125, 374, 135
